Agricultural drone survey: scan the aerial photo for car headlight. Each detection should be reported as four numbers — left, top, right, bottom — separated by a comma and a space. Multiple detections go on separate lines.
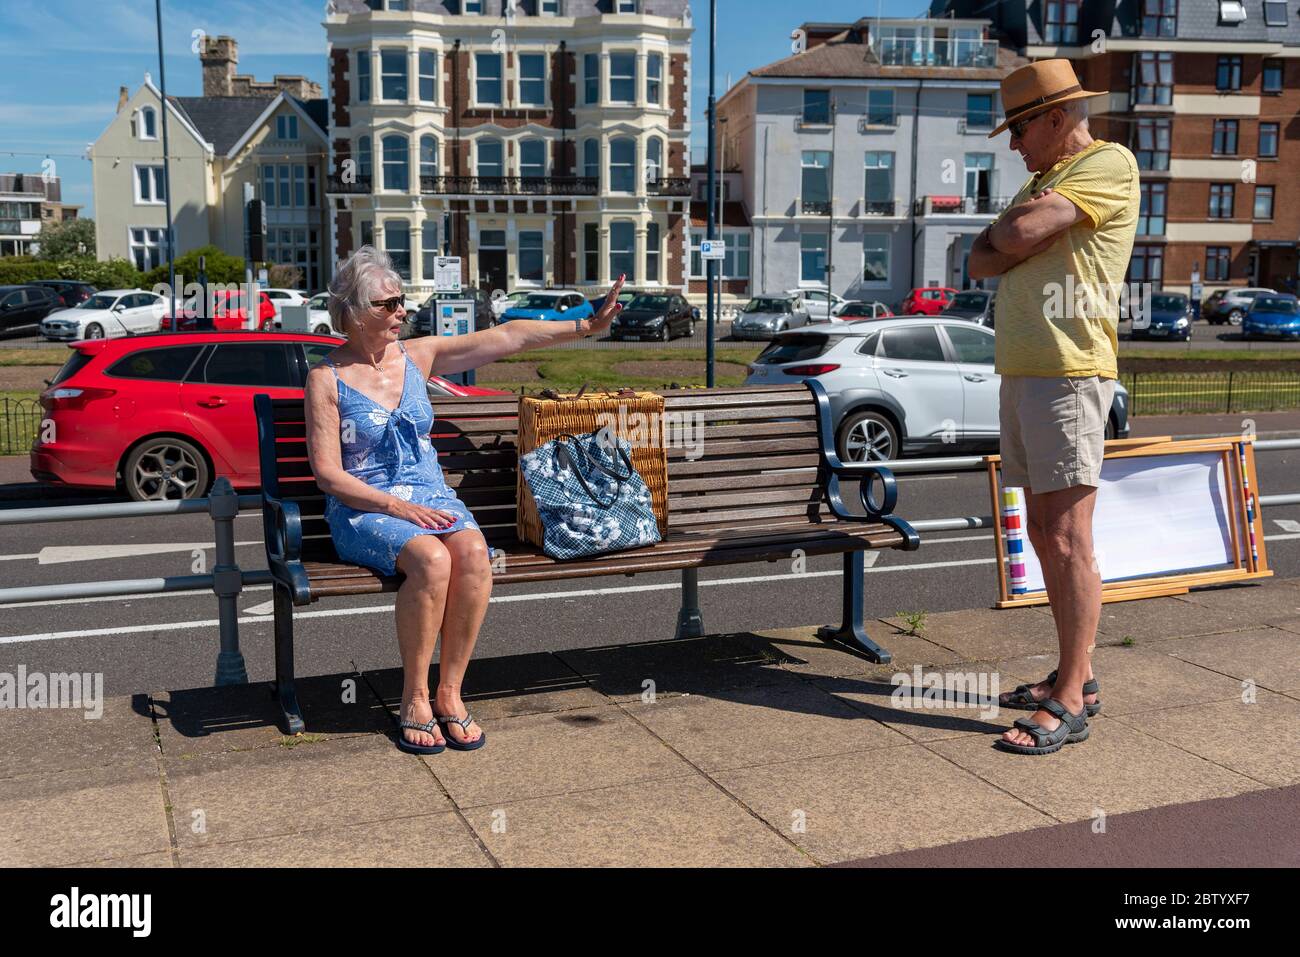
648, 315, 665, 324
1175, 317, 1189, 327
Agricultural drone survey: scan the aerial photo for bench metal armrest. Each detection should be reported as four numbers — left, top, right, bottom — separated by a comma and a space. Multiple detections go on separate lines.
263, 494, 312, 604
805, 378, 920, 551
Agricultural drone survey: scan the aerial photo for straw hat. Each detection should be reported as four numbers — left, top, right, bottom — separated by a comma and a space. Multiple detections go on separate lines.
988, 59, 1108, 138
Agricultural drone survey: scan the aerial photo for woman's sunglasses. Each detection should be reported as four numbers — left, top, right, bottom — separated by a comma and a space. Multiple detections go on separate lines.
369, 297, 404, 313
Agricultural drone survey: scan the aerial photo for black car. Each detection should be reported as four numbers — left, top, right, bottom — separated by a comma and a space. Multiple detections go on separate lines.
608, 292, 698, 341
0, 284, 59, 335
1131, 290, 1193, 341
940, 289, 996, 327
411, 286, 495, 336
588, 290, 637, 315
30, 280, 97, 310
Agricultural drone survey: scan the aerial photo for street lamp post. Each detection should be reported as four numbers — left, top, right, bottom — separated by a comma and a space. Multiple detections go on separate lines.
154, 0, 176, 318
705, 0, 717, 387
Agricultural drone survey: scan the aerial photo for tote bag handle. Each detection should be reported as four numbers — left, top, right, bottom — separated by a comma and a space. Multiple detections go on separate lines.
554, 432, 635, 509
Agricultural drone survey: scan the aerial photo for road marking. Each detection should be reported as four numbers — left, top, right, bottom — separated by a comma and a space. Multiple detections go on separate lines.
36, 542, 262, 564
1274, 519, 1300, 533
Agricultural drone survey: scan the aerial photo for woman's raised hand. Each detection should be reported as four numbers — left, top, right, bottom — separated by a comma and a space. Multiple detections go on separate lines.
584, 274, 626, 337
387, 498, 459, 529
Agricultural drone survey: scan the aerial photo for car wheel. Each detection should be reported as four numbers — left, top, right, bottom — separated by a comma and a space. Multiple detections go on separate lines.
312, 323, 333, 336
659, 324, 669, 342
1228, 309, 1244, 325
837, 410, 898, 464
123, 437, 210, 502
688, 320, 696, 338
84, 323, 104, 339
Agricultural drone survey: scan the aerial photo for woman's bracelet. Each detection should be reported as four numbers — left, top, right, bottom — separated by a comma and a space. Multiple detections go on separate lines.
574, 316, 585, 337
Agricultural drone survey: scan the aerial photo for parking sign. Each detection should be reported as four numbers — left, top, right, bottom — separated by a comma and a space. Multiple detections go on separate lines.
700, 240, 726, 261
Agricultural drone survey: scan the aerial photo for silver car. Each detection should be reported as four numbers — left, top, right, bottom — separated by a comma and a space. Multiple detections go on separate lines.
730, 295, 811, 340
743, 316, 1130, 462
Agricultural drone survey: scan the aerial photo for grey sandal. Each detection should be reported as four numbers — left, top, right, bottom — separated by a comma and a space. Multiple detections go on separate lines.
1001, 669, 1102, 717
994, 698, 1090, 755
396, 716, 446, 755
437, 713, 486, 752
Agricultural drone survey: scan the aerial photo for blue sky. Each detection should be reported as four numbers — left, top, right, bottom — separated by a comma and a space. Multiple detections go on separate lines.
0, 0, 925, 220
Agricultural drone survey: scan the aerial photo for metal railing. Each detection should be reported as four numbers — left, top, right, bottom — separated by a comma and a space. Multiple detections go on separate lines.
419, 174, 598, 196
1120, 371, 1300, 416
1, 396, 41, 456
325, 173, 372, 194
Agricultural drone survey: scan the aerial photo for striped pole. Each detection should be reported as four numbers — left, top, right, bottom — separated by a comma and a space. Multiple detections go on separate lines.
1238, 443, 1258, 569
1002, 486, 1028, 595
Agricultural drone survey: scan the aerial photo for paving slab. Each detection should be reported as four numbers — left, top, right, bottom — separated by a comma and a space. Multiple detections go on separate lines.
0, 693, 156, 779
363, 651, 608, 721
884, 606, 1062, 661
152, 673, 393, 759
163, 733, 448, 849
177, 813, 491, 867
57, 851, 174, 868
0, 762, 170, 867
623, 680, 910, 772
425, 705, 691, 808
926, 716, 1264, 823
733, 624, 960, 678
1087, 596, 1258, 641
1175, 581, 1300, 622
462, 774, 810, 867
1110, 691, 1300, 788
713, 743, 1054, 863
1155, 626, 1300, 693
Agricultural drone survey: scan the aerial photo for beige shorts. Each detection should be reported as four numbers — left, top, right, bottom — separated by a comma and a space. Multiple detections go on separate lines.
999, 375, 1115, 493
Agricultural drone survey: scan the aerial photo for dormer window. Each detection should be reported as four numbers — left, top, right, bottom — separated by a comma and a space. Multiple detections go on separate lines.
1218, 1, 1247, 25
137, 106, 157, 140
616, 1, 637, 12
276, 115, 298, 140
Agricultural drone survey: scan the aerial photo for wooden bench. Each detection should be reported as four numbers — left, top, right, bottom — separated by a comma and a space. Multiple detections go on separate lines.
254, 380, 919, 733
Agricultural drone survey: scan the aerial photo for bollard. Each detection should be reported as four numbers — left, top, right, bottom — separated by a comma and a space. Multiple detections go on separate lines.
675, 567, 705, 639
208, 476, 250, 685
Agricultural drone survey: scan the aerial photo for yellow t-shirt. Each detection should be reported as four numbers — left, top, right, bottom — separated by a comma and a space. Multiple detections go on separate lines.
992, 139, 1139, 379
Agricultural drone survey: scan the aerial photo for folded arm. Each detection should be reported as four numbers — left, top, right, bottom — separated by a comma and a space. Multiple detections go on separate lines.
967, 188, 1088, 280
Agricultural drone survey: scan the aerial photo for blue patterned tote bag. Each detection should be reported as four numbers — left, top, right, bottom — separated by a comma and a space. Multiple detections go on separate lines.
519, 430, 662, 559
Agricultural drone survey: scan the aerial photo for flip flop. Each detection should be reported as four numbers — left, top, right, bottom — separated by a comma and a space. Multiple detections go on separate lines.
1001, 669, 1102, 717
994, 698, 1090, 756
396, 716, 446, 755
437, 713, 486, 752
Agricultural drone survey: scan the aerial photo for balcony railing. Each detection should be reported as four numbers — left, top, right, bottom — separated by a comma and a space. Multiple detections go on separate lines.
861, 200, 896, 216
648, 176, 691, 196
914, 195, 1013, 216
801, 199, 832, 216
871, 36, 999, 69
326, 173, 372, 194
420, 175, 598, 196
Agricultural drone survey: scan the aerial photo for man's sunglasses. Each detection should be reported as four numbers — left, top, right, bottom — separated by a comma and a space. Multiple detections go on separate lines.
369, 297, 404, 313
1007, 110, 1047, 141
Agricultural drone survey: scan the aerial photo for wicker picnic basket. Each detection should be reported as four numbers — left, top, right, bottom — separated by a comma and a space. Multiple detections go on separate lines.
516, 385, 670, 548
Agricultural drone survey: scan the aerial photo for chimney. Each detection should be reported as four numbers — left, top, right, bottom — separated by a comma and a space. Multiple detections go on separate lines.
116, 85, 129, 113
200, 35, 239, 97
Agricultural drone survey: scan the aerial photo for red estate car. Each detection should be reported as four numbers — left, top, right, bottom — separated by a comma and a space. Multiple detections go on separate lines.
160, 289, 278, 332
897, 287, 957, 315
31, 332, 507, 500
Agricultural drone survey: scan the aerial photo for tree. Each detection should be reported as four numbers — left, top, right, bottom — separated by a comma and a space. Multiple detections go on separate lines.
143, 244, 246, 287
36, 218, 97, 260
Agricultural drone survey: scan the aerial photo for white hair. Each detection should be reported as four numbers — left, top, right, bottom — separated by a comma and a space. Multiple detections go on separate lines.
327, 244, 402, 335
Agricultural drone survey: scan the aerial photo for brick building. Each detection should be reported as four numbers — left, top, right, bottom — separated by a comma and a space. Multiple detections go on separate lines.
325, 0, 693, 297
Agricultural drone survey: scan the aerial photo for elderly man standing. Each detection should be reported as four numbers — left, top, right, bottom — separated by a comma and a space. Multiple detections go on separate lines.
967, 60, 1139, 755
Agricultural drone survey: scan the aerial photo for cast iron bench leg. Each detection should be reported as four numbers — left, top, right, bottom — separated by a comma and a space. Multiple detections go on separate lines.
816, 549, 893, 664
675, 567, 705, 639
271, 585, 306, 734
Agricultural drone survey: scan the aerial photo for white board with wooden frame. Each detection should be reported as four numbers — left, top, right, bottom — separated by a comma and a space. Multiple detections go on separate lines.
987, 436, 1271, 609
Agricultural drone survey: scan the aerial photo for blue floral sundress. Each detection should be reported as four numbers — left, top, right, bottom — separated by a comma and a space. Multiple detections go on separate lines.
321, 342, 480, 576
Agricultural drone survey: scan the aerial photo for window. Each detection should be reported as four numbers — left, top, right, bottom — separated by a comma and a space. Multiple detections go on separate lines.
385, 220, 411, 279
646, 137, 663, 185
422, 221, 439, 278
477, 139, 504, 180
357, 50, 371, 102
1138, 182, 1166, 235
476, 52, 503, 104
1254, 186, 1275, 220
1259, 123, 1279, 158
803, 89, 830, 124
518, 230, 544, 283
419, 135, 439, 182
201, 344, 294, 388
945, 325, 995, 364
583, 222, 599, 281
862, 234, 889, 283
520, 138, 546, 180
357, 135, 373, 178
128, 227, 167, 272
267, 226, 320, 291
1206, 246, 1230, 282
867, 89, 895, 126
418, 50, 437, 102
519, 53, 546, 106
583, 138, 599, 181
1132, 51, 1173, 105
1043, 0, 1081, 44
1264, 1, 1288, 26
616, 0, 637, 12
1128, 245, 1163, 284
134, 165, 166, 204
106, 346, 200, 382
1212, 119, 1238, 155
1216, 55, 1242, 92
647, 53, 663, 106
609, 137, 635, 192
879, 326, 944, 362
645, 222, 660, 283
801, 151, 830, 214
1140, 0, 1177, 37
276, 114, 299, 139
609, 221, 635, 282
965, 93, 993, 130
584, 53, 599, 104
464, 0, 483, 10
1134, 118, 1170, 171
800, 231, 827, 284
609, 52, 636, 103
382, 134, 409, 191
1263, 60, 1283, 93
360, 220, 374, 248
964, 153, 993, 202
540, 0, 559, 13
1218, 0, 1247, 23
863, 152, 893, 212
138, 106, 157, 140
1209, 183, 1234, 219
293, 165, 306, 207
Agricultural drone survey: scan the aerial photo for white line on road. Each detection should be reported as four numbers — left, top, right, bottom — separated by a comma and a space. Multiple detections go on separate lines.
1274, 519, 1300, 533
36, 541, 263, 564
